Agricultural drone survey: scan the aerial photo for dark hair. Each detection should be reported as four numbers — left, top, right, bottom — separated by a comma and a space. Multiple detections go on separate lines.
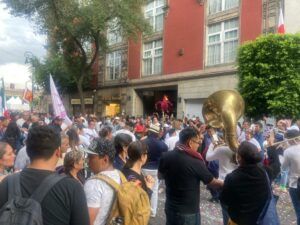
77, 124, 84, 131
31, 122, 40, 129
179, 127, 198, 144
26, 126, 61, 161
168, 128, 176, 136
88, 119, 96, 125
285, 129, 300, 139
0, 142, 9, 159
2, 122, 21, 150
99, 126, 113, 138
67, 128, 80, 149
124, 141, 148, 169
254, 121, 263, 129
114, 133, 132, 154
125, 121, 134, 128
64, 150, 83, 174
238, 141, 262, 165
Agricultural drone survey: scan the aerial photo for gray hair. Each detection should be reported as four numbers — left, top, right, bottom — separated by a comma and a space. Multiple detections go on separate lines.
63, 150, 83, 174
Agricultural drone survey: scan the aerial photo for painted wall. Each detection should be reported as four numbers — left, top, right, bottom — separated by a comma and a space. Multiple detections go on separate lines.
240, 0, 263, 43
163, 0, 205, 74
128, 38, 142, 79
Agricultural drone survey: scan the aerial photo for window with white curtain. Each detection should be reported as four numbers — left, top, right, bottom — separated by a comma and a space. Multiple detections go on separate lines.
144, 0, 165, 32
106, 50, 122, 80
143, 39, 163, 75
207, 18, 239, 65
107, 18, 122, 45
209, 0, 239, 14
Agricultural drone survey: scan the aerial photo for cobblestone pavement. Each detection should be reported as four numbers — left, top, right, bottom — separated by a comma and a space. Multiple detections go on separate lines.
150, 184, 296, 225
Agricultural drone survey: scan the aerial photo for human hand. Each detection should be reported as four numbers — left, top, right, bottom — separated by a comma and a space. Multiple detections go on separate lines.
145, 175, 155, 190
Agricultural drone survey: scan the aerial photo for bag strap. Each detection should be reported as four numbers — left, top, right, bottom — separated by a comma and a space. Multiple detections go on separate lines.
8, 173, 22, 200
93, 174, 120, 191
31, 173, 65, 203
118, 171, 127, 184
93, 170, 127, 190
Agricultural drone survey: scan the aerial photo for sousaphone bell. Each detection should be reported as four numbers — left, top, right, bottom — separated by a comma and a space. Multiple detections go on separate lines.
202, 90, 245, 152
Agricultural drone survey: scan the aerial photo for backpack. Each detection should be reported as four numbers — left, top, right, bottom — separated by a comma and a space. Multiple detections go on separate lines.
0, 173, 65, 225
93, 172, 150, 225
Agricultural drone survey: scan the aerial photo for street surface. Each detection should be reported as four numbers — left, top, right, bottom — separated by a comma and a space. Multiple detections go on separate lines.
150, 184, 296, 225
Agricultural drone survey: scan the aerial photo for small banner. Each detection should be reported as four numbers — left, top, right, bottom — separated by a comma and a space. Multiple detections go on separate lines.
50, 75, 72, 125
22, 88, 33, 103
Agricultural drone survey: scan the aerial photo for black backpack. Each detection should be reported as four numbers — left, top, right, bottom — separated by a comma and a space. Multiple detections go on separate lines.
0, 172, 64, 225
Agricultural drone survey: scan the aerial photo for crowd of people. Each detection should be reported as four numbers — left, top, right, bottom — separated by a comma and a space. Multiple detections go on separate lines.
0, 111, 299, 225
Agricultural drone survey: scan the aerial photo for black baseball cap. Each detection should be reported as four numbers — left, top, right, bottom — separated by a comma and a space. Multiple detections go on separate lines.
84, 138, 116, 159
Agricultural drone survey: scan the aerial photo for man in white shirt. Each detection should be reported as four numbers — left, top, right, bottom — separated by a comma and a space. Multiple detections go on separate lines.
281, 129, 300, 225
165, 128, 179, 151
206, 144, 238, 181
245, 129, 261, 152
83, 120, 99, 141
206, 143, 237, 225
84, 138, 121, 225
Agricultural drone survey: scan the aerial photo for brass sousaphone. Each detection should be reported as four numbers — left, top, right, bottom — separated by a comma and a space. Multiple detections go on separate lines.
202, 90, 245, 152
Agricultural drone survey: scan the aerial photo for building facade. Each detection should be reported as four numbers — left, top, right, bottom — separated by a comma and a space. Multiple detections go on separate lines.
91, 0, 290, 119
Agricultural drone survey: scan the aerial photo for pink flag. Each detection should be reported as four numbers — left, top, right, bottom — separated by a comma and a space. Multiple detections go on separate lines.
278, 8, 285, 34
50, 75, 72, 125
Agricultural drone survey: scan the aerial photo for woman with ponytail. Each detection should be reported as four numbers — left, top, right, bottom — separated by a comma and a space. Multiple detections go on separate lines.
122, 141, 155, 199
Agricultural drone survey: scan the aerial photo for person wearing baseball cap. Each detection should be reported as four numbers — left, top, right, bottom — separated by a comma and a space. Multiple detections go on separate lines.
83, 138, 122, 225
142, 123, 168, 218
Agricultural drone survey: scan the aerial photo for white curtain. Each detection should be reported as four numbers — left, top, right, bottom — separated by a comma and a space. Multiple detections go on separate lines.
225, 0, 239, 10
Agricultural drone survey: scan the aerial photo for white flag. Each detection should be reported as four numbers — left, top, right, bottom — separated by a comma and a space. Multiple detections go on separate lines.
278, 8, 285, 34
50, 75, 72, 126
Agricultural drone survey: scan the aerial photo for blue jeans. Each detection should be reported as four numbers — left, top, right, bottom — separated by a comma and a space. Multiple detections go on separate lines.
289, 188, 300, 225
165, 208, 201, 225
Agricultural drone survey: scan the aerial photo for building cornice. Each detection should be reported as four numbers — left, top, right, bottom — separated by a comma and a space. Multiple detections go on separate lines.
98, 65, 237, 89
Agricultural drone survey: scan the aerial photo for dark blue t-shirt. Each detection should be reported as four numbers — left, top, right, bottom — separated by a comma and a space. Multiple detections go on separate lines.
142, 134, 168, 170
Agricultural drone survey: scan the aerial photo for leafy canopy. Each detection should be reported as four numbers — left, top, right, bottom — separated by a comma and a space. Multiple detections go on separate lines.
238, 34, 300, 119
3, 0, 149, 89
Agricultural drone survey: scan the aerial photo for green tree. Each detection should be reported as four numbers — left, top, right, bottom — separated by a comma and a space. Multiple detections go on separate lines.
4, 0, 149, 113
238, 34, 300, 119
30, 54, 82, 94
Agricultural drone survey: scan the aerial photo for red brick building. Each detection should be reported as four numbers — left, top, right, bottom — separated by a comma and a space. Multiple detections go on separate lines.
90, 0, 281, 119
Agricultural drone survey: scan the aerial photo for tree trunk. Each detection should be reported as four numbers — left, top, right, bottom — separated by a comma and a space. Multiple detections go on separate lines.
76, 78, 85, 114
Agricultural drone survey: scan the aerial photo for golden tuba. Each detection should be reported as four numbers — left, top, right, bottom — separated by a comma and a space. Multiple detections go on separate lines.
202, 90, 245, 152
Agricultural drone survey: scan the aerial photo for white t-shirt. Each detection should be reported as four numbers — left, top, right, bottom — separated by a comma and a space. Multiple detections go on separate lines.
165, 135, 179, 151
238, 131, 246, 143
16, 118, 25, 128
249, 138, 261, 152
83, 128, 98, 141
79, 134, 90, 148
282, 144, 300, 188
206, 144, 238, 180
84, 170, 121, 225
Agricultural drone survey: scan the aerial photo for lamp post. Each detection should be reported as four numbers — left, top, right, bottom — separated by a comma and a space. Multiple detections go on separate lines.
24, 51, 35, 112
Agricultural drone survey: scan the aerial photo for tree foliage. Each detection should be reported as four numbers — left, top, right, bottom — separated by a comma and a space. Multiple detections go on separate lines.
238, 34, 300, 119
4, 0, 149, 113
30, 54, 83, 94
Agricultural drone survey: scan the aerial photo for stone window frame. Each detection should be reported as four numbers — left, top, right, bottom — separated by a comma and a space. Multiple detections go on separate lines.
142, 39, 163, 76
206, 18, 239, 66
